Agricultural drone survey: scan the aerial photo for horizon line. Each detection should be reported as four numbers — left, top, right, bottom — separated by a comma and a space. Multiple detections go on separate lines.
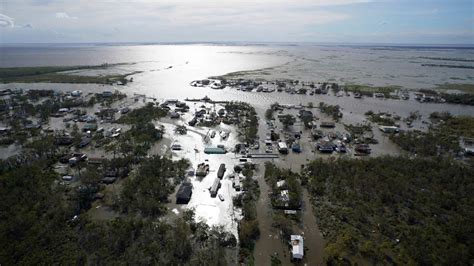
1, 41, 473, 48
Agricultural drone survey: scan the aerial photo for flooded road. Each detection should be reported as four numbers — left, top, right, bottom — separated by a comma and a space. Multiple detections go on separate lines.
254, 167, 292, 266
300, 189, 324, 265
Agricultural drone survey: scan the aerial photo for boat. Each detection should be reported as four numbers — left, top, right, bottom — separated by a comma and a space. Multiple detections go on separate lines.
171, 142, 182, 151
210, 130, 216, 138
320, 121, 336, 128
220, 130, 229, 140
218, 194, 224, 201
354, 92, 361, 98
355, 144, 371, 154
316, 140, 335, 153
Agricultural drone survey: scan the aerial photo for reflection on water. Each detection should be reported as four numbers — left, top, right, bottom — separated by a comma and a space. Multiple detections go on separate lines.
1, 44, 474, 118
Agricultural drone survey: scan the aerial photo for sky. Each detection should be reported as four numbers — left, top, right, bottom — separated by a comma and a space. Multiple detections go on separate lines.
0, 0, 473, 44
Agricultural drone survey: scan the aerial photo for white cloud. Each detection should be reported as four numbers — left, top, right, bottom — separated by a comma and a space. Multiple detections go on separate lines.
55, 12, 77, 19
0, 13, 14, 27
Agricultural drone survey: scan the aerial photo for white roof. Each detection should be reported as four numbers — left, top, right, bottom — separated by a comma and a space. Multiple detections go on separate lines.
276, 180, 286, 188
291, 235, 304, 259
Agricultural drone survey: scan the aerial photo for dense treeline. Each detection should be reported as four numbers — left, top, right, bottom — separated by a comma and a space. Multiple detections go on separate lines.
264, 162, 302, 210
117, 155, 189, 217
234, 165, 260, 263
391, 115, 474, 156
441, 93, 474, 106
304, 156, 473, 265
117, 102, 168, 125
225, 101, 258, 143
0, 156, 233, 264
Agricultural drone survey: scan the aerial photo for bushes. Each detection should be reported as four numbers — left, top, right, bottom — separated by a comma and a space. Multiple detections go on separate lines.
264, 162, 302, 210
305, 156, 473, 265
319, 102, 342, 121
235, 165, 260, 262
239, 219, 260, 251
0, 158, 232, 264
391, 115, 474, 156
117, 155, 189, 217
118, 103, 168, 125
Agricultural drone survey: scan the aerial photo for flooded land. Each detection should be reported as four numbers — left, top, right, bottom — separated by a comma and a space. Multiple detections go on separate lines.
1, 44, 473, 265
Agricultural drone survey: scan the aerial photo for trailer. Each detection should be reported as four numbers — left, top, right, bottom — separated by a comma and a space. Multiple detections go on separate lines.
379, 125, 399, 133
210, 178, 221, 197
217, 163, 226, 179
278, 142, 288, 154
204, 147, 227, 154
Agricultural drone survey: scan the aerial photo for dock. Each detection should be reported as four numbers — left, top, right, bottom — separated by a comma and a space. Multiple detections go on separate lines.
246, 153, 280, 159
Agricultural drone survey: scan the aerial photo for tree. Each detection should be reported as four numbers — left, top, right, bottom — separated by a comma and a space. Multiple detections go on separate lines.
281, 114, 295, 129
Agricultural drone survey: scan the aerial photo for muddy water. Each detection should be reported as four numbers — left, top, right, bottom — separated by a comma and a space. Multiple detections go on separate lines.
254, 167, 292, 266
300, 189, 324, 265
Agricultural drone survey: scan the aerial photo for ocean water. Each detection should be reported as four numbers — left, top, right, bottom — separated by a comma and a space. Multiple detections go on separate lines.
1, 43, 474, 118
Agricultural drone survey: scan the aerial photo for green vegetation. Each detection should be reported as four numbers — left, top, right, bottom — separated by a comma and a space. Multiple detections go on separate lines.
391, 115, 474, 156
441, 93, 474, 105
0, 64, 139, 84
234, 165, 261, 264
319, 102, 342, 121
279, 114, 296, 129
365, 110, 396, 126
344, 84, 398, 97
344, 123, 372, 137
211, 66, 276, 79
418, 86, 474, 105
266, 102, 280, 121
435, 83, 474, 93
0, 144, 232, 264
265, 108, 274, 120
117, 103, 168, 124
225, 101, 259, 143
304, 156, 473, 265
264, 162, 302, 210
117, 155, 188, 217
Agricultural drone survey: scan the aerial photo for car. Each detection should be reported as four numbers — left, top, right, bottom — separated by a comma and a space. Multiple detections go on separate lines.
62, 175, 73, 181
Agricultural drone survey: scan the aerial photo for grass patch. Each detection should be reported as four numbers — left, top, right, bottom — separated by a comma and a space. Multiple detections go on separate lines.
0, 64, 140, 84
391, 115, 474, 156
435, 83, 474, 94
345, 84, 399, 97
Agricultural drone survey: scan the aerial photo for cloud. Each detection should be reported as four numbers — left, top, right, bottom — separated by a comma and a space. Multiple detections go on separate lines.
55, 12, 78, 19
0, 14, 14, 27
23, 23, 33, 28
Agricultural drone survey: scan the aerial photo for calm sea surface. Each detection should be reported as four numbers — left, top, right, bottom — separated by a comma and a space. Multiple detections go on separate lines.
1, 44, 474, 118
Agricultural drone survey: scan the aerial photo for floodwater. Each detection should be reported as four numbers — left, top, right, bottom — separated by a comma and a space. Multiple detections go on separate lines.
1, 43, 474, 264
254, 167, 291, 265
2, 44, 474, 119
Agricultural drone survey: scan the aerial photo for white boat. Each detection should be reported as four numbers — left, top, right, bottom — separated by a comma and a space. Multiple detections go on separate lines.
220, 131, 229, 139
171, 142, 182, 150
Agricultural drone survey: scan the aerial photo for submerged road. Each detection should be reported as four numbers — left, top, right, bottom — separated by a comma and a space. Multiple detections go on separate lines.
253, 169, 290, 265
300, 189, 325, 265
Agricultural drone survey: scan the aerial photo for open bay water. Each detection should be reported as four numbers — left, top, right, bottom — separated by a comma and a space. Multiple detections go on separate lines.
1, 43, 474, 118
